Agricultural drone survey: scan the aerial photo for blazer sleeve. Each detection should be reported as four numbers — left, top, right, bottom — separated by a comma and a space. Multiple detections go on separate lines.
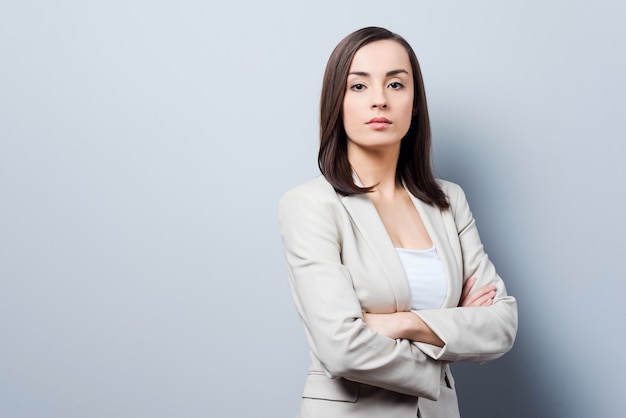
414, 183, 518, 363
279, 186, 442, 400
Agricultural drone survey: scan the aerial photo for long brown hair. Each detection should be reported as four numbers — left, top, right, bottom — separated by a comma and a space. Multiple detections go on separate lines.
318, 27, 449, 210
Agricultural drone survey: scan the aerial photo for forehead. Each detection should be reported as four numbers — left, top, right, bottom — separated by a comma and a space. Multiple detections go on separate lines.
349, 40, 412, 74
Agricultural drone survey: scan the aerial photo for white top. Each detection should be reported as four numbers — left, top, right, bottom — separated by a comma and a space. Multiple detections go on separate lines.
395, 246, 447, 310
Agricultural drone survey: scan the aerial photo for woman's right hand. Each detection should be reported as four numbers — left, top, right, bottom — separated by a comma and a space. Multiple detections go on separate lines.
459, 276, 496, 307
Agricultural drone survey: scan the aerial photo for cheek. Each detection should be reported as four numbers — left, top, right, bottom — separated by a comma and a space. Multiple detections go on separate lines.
342, 98, 358, 127
342, 96, 354, 117
400, 97, 414, 120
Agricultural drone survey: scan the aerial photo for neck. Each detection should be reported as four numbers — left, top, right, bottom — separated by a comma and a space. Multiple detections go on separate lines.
348, 142, 401, 196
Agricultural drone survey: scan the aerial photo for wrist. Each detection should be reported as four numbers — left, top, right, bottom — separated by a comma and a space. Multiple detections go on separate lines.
395, 312, 422, 341
406, 312, 445, 347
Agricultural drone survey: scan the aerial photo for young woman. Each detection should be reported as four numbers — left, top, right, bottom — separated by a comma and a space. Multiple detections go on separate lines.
278, 27, 517, 418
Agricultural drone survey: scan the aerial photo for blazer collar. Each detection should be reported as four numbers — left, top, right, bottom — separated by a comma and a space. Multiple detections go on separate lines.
406, 192, 461, 307
338, 174, 409, 310
340, 191, 412, 311
339, 175, 460, 310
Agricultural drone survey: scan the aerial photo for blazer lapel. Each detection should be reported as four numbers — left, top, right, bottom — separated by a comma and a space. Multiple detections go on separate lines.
340, 193, 413, 312
407, 193, 462, 307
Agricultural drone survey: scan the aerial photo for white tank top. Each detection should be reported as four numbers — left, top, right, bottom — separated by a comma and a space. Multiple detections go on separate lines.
395, 246, 447, 310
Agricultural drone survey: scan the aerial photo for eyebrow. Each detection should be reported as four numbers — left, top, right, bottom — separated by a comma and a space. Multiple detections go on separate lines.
347, 69, 409, 77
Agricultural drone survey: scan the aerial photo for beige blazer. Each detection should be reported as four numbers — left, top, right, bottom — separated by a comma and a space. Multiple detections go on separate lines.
278, 176, 518, 418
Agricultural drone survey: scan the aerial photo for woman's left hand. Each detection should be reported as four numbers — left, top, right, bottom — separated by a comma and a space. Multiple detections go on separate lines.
363, 276, 496, 344
459, 276, 496, 307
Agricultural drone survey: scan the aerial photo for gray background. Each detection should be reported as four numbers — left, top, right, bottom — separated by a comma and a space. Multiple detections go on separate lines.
1, 1, 624, 417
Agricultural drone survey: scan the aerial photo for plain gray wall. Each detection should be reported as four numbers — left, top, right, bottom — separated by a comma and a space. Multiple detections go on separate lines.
1, 1, 624, 417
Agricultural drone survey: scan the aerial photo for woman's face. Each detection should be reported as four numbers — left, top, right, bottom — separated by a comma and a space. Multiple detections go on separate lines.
343, 40, 414, 152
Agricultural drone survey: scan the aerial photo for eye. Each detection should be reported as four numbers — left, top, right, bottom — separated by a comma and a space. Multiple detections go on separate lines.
350, 83, 366, 91
388, 81, 404, 90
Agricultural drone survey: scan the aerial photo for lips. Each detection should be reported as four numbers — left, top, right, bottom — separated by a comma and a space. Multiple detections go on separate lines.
367, 117, 391, 130
367, 117, 391, 124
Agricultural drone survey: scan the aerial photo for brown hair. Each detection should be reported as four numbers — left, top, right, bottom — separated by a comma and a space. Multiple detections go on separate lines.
318, 26, 449, 210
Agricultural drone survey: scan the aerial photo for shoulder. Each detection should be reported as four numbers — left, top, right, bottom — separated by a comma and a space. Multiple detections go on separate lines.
435, 179, 464, 203
280, 176, 341, 208
279, 176, 344, 221
435, 179, 471, 217
435, 179, 475, 231
278, 176, 345, 242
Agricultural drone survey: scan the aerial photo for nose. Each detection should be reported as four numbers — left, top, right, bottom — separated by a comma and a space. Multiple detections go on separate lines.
371, 87, 387, 109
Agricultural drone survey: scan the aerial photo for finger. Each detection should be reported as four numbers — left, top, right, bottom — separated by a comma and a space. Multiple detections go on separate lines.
462, 282, 494, 307
475, 290, 496, 307
474, 283, 496, 298
465, 288, 495, 307
461, 276, 476, 300
461, 292, 480, 307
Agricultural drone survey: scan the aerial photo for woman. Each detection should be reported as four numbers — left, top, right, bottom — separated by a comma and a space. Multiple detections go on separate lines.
278, 27, 517, 418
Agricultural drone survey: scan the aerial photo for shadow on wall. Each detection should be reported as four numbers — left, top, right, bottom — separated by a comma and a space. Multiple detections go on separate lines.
433, 125, 565, 418
452, 345, 544, 418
